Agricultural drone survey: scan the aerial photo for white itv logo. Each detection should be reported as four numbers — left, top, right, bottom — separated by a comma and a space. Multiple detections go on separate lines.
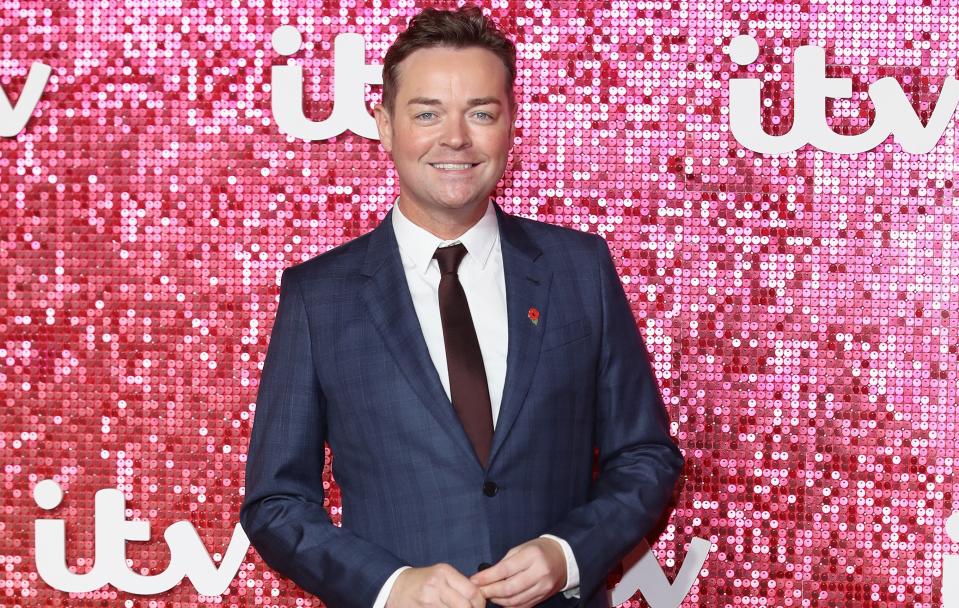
33, 479, 249, 595
31, 477, 711, 603
269, 26, 382, 141
726, 34, 959, 155
0, 61, 51, 137
612, 537, 711, 608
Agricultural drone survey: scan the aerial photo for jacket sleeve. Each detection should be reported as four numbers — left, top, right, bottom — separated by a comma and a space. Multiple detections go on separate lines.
240, 267, 408, 608
544, 235, 685, 604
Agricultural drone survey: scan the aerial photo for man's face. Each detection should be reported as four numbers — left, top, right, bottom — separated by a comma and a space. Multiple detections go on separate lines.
374, 46, 515, 221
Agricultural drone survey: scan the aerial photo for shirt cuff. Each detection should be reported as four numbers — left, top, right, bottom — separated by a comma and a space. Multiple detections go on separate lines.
372, 566, 412, 608
540, 533, 580, 598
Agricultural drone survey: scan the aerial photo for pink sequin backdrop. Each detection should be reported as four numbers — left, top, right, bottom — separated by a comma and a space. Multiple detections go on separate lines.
1, 1, 957, 606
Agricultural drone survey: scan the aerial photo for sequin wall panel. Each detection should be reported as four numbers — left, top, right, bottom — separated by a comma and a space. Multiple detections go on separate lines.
1, 0, 957, 606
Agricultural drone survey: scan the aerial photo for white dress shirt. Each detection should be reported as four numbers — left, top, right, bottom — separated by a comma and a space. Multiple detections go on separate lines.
371, 199, 581, 607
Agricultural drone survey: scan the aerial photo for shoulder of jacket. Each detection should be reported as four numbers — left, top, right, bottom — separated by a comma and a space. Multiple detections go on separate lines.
506, 214, 606, 255
283, 230, 374, 282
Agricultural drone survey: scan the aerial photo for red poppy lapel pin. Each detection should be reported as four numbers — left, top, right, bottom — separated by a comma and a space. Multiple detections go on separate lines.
527, 307, 540, 326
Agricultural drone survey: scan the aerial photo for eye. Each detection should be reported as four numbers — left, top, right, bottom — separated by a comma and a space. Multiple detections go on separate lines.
415, 111, 437, 121
473, 111, 495, 121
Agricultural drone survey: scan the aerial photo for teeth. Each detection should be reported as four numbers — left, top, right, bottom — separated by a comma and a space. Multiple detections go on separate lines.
432, 163, 475, 170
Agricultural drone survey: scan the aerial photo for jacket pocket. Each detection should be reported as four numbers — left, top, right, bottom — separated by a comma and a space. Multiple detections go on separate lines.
541, 317, 591, 352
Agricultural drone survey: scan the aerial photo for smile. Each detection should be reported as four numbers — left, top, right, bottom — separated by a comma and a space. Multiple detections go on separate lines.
429, 163, 480, 171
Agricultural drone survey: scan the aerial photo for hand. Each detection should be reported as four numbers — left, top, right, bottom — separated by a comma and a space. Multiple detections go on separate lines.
386, 563, 487, 608
469, 538, 567, 608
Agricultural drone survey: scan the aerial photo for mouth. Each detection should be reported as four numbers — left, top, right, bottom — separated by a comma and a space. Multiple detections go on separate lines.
429, 162, 481, 171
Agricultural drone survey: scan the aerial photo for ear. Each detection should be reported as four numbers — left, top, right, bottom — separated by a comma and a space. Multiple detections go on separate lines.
373, 103, 393, 153
508, 103, 517, 150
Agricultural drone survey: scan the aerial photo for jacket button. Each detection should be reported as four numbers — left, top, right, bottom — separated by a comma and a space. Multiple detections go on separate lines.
483, 481, 498, 496
478, 562, 492, 572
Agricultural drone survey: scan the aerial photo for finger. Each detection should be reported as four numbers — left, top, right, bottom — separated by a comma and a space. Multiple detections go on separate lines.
493, 582, 544, 608
470, 590, 487, 608
480, 563, 536, 602
471, 547, 530, 586
470, 542, 529, 586
443, 569, 484, 608
470, 560, 509, 586
438, 582, 473, 608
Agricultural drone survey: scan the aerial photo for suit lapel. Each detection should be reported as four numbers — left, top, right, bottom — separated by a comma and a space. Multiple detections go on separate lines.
487, 204, 552, 469
358, 204, 552, 472
358, 210, 479, 468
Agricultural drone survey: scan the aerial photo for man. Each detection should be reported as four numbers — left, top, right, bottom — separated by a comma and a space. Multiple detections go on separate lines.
240, 6, 684, 608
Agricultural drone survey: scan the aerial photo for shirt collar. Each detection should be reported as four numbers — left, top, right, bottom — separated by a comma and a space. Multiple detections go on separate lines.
391, 198, 499, 275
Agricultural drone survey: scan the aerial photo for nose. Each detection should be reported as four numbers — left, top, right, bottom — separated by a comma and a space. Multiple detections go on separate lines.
440, 115, 471, 150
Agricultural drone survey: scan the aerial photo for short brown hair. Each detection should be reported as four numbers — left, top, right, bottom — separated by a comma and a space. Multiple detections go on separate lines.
381, 5, 517, 114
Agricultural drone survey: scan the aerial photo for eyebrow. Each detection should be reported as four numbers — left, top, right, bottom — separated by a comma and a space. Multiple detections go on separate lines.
406, 96, 503, 107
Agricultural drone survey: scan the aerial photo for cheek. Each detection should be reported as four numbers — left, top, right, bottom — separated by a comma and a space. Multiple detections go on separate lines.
486, 131, 513, 157
394, 134, 432, 162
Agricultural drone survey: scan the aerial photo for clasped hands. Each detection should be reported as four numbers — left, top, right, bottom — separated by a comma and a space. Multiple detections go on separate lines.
385, 537, 567, 608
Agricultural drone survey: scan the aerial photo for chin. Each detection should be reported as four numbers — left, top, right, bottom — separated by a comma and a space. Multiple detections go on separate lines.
434, 194, 484, 211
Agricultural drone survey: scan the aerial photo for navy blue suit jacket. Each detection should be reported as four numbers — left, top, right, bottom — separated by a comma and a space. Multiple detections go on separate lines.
240, 203, 684, 608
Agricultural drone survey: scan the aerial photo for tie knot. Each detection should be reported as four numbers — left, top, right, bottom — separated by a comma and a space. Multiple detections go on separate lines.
433, 243, 468, 275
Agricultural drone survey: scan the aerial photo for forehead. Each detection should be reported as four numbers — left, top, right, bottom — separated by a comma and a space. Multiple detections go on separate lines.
393, 46, 509, 102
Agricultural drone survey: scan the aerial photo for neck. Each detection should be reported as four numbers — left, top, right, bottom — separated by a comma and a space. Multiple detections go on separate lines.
397, 197, 488, 240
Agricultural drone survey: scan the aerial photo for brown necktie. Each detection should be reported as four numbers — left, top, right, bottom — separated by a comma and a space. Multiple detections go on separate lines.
433, 243, 494, 468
